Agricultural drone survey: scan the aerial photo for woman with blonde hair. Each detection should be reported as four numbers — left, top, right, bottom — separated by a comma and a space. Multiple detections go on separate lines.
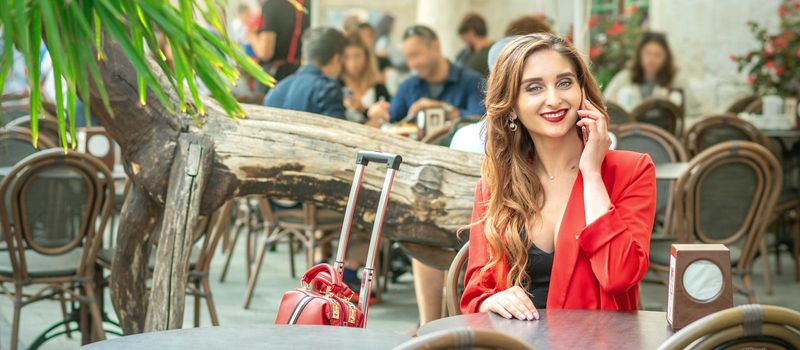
340, 33, 390, 124
461, 33, 656, 319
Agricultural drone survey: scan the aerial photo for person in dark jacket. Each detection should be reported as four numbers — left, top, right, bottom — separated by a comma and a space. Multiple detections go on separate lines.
263, 27, 348, 119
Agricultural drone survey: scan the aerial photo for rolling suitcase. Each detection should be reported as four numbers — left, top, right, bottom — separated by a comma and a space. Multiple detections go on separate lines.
274, 151, 402, 328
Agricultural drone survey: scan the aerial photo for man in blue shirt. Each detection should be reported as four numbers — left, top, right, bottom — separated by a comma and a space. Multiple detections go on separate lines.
263, 27, 348, 119
366, 25, 485, 126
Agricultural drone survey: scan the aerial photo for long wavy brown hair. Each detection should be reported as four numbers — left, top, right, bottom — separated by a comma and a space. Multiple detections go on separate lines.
478, 33, 608, 290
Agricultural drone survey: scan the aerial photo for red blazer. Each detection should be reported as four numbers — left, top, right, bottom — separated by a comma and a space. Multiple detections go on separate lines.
461, 150, 656, 313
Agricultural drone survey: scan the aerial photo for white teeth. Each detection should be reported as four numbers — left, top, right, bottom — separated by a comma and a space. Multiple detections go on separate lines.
542, 110, 566, 118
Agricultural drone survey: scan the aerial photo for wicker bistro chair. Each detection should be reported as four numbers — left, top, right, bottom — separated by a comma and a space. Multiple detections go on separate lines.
612, 123, 688, 235
1, 95, 29, 126
744, 98, 764, 114
658, 304, 800, 350
420, 123, 454, 146
682, 114, 770, 158
95, 201, 231, 327
428, 115, 485, 147
683, 115, 800, 287
726, 95, 760, 114
6, 115, 65, 148
0, 127, 56, 167
394, 327, 534, 350
630, 98, 684, 136
650, 141, 782, 303
241, 197, 343, 309
444, 242, 469, 317
606, 101, 635, 125
0, 149, 114, 349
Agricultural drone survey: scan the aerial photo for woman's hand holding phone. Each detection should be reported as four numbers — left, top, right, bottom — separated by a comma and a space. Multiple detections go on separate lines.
576, 98, 611, 175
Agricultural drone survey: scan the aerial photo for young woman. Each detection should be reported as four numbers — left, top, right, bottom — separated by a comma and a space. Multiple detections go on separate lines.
604, 32, 699, 121
340, 33, 390, 124
461, 33, 656, 319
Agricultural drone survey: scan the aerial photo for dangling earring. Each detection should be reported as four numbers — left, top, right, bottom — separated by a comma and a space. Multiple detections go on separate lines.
508, 115, 518, 132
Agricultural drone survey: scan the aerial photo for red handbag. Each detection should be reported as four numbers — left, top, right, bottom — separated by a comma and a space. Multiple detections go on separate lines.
274, 151, 402, 328
274, 264, 363, 327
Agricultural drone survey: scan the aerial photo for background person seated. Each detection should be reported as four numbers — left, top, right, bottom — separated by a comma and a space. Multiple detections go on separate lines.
263, 27, 349, 119
340, 33, 391, 123
604, 31, 702, 123
366, 25, 486, 127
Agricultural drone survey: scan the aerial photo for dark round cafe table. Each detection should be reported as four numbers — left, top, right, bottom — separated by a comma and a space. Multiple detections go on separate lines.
81, 325, 411, 350
418, 310, 674, 350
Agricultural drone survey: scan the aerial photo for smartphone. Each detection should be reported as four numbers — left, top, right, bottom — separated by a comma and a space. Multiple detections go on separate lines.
580, 88, 589, 144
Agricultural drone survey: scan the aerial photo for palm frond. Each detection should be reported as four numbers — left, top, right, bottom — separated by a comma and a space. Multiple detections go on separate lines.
0, 0, 275, 146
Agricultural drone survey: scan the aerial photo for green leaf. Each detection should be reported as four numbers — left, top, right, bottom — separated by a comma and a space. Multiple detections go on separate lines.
0, 0, 15, 106
95, 2, 174, 114
28, 3, 42, 147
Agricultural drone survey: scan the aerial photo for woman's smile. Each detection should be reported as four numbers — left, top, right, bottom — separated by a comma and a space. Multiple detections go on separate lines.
540, 108, 568, 123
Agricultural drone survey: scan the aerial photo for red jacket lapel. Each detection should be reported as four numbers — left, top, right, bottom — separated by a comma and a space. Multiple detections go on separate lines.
548, 171, 586, 308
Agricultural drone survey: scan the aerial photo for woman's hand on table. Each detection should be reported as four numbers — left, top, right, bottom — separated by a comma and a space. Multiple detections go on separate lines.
478, 286, 540, 321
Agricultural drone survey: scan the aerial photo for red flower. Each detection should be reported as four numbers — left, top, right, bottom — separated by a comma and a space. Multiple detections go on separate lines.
764, 45, 775, 56
588, 16, 598, 28
778, 5, 787, 17
773, 37, 788, 49
796, 47, 800, 57
729, 54, 738, 62
607, 21, 625, 37
766, 60, 776, 70
775, 66, 785, 75
747, 75, 756, 85
796, 2, 800, 10
590, 44, 604, 59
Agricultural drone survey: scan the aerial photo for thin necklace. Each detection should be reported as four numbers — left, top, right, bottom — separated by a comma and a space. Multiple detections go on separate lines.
537, 162, 577, 181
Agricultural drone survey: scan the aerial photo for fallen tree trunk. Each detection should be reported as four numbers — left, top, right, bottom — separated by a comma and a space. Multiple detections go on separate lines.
89, 39, 482, 333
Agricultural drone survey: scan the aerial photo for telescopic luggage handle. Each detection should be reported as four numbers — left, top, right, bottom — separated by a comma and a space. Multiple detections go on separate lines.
333, 151, 402, 327
355, 151, 403, 170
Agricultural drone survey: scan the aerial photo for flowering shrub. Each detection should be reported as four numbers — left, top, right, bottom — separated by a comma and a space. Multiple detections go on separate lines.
588, 4, 646, 88
731, 0, 800, 96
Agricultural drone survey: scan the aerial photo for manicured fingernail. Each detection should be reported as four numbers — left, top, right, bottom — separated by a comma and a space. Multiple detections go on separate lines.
533, 312, 540, 320
517, 314, 525, 320
526, 313, 533, 320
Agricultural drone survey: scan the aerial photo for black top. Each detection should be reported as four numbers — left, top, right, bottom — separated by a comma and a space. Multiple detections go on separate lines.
521, 228, 554, 309
258, 0, 311, 64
